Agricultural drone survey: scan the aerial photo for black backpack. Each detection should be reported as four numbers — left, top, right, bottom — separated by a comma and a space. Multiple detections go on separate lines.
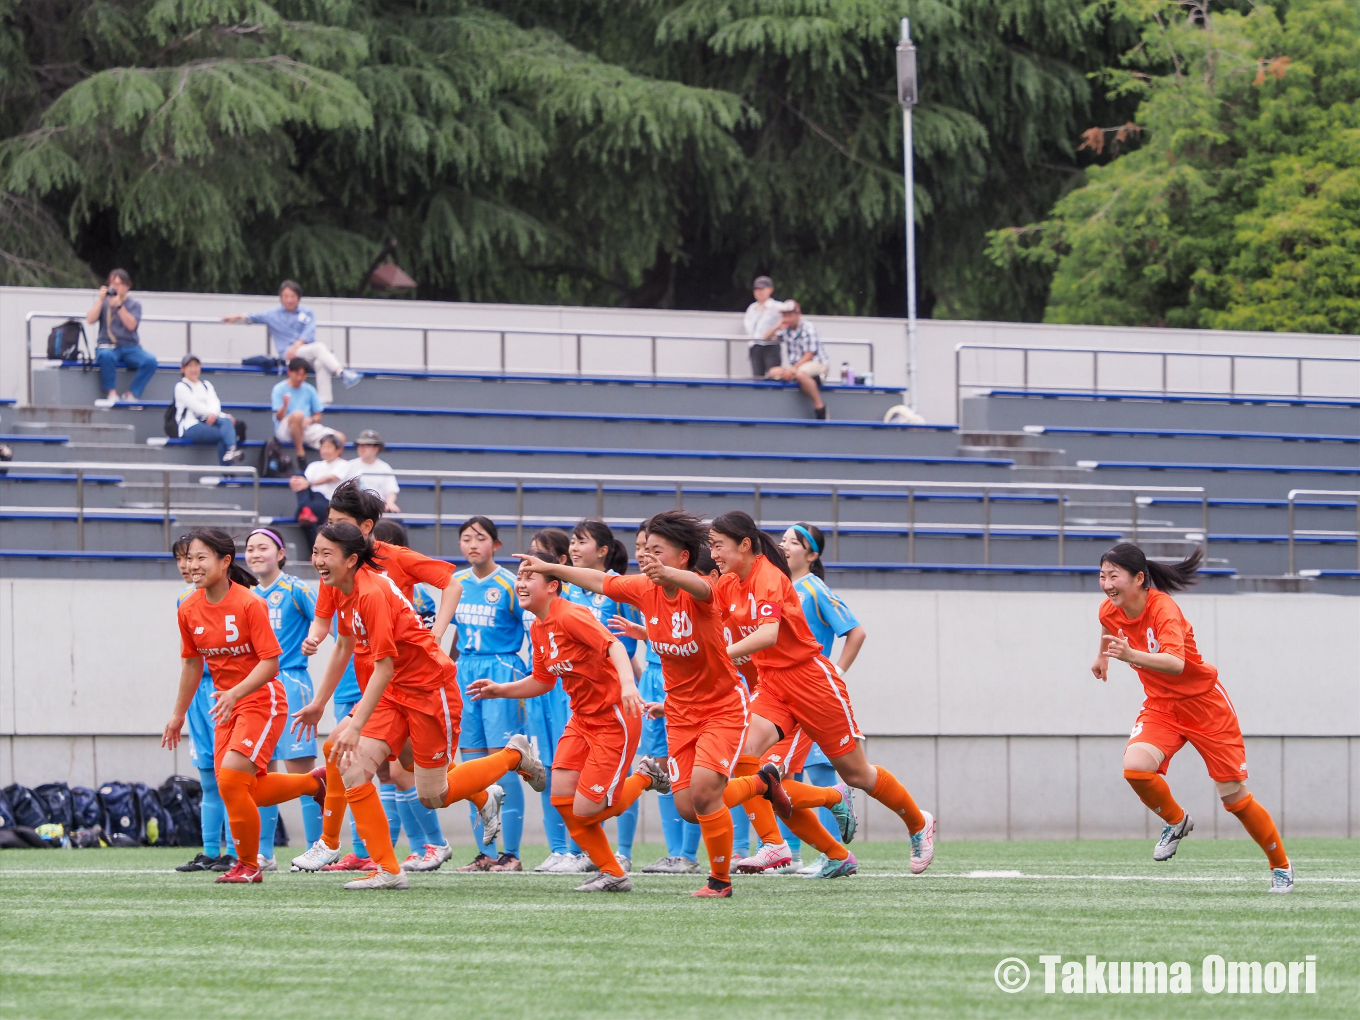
163, 402, 178, 438
131, 782, 174, 846
46, 319, 92, 366
157, 776, 202, 848
2, 784, 49, 828
259, 436, 295, 478
0, 788, 16, 830
71, 786, 102, 829
97, 781, 142, 843
33, 783, 74, 831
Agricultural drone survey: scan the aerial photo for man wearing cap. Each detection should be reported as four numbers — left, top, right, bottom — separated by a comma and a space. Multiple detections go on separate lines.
349, 429, 400, 512
272, 357, 344, 465
743, 275, 790, 378
173, 353, 243, 463
768, 301, 830, 420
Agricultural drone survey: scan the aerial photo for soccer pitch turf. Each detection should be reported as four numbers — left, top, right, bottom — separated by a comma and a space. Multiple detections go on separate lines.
3, 839, 1357, 1019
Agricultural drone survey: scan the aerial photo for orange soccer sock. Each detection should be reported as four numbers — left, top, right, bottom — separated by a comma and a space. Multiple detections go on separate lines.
1225, 794, 1289, 869
346, 781, 400, 874
871, 765, 926, 833
595, 774, 652, 822
1123, 769, 1185, 825
721, 774, 765, 809
787, 808, 848, 861
441, 747, 521, 808
696, 808, 734, 883
251, 772, 321, 808
552, 796, 624, 877
784, 780, 842, 810
320, 745, 347, 849
217, 769, 261, 865
725, 756, 784, 846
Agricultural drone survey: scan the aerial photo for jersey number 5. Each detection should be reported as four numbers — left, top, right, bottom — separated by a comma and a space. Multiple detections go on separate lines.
224, 614, 239, 643
548, 632, 560, 659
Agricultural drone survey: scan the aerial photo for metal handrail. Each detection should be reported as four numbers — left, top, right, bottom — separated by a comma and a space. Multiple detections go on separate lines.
1286, 489, 1360, 575
24, 310, 878, 402
955, 342, 1360, 422
3, 460, 260, 550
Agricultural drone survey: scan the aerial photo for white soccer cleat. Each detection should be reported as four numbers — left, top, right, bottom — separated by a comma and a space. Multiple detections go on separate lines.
400, 851, 425, 872
555, 853, 595, 874
773, 856, 804, 874
404, 844, 452, 873
291, 839, 343, 872
257, 855, 279, 873
1268, 864, 1294, 894
478, 784, 504, 845
506, 734, 547, 793
343, 868, 410, 890
796, 853, 828, 876
634, 756, 671, 795
533, 852, 574, 873
1153, 813, 1194, 861
909, 810, 936, 874
574, 871, 632, 893
734, 842, 793, 874
615, 853, 632, 874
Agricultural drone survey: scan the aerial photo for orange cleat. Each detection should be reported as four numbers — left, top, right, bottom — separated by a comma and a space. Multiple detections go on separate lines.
214, 861, 262, 884
758, 763, 793, 820
691, 878, 733, 898
322, 852, 375, 872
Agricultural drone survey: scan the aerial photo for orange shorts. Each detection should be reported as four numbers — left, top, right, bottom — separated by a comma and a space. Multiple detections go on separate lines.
749, 656, 861, 760
214, 680, 287, 777
665, 687, 749, 792
361, 685, 459, 769
1128, 684, 1248, 785
554, 709, 642, 805
763, 727, 813, 776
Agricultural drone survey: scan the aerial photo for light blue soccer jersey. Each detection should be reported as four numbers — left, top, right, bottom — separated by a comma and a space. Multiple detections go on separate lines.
254, 573, 317, 673
413, 583, 438, 628
794, 574, 860, 656
453, 565, 526, 655
563, 574, 644, 657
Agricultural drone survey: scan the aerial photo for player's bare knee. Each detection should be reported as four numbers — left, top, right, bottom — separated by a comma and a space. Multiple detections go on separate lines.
1123, 742, 1164, 774
341, 762, 373, 790
414, 767, 448, 808
574, 795, 605, 818
1216, 781, 1247, 804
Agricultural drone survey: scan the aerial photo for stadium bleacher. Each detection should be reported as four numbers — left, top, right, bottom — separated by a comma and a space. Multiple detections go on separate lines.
0, 357, 1356, 592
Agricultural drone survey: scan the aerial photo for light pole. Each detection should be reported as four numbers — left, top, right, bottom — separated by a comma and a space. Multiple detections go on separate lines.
896, 18, 918, 410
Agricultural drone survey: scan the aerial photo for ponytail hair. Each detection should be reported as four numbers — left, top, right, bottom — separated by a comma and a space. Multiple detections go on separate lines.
640, 509, 707, 573
710, 510, 790, 578
183, 527, 257, 587
531, 527, 571, 564
328, 478, 384, 525
1100, 542, 1202, 593
788, 522, 827, 580
572, 517, 629, 574
317, 522, 380, 572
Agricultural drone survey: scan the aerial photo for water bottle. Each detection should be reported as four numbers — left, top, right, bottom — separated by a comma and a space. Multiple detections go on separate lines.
841, 361, 855, 385
863, 371, 874, 386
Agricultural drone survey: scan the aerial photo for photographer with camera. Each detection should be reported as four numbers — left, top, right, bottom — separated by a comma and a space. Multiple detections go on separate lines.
86, 269, 158, 408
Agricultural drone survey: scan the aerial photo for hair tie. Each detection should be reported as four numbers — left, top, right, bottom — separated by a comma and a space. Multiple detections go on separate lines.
792, 524, 821, 554
248, 527, 285, 550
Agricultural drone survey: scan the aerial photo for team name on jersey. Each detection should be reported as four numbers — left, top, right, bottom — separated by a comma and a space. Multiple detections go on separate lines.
652, 639, 700, 657
196, 641, 255, 657
456, 603, 500, 626
546, 660, 575, 676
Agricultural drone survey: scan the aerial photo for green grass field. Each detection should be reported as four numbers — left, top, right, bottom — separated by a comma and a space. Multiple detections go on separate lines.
3, 839, 1358, 1019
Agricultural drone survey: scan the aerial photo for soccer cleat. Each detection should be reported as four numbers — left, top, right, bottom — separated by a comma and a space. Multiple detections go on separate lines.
257, 855, 279, 873
214, 861, 262, 884
575, 871, 633, 892
634, 756, 671, 795
1153, 813, 1194, 861
614, 853, 632, 874
506, 734, 547, 792
455, 853, 496, 873
803, 851, 858, 879
478, 784, 505, 845
533, 852, 574, 873
641, 855, 698, 874
321, 851, 375, 872
400, 850, 425, 872
796, 853, 828, 876
405, 844, 455, 873
735, 842, 793, 874
554, 853, 596, 874
909, 810, 936, 874
773, 856, 804, 874
290, 840, 343, 871
208, 854, 237, 873
758, 762, 793, 820
308, 765, 328, 810
830, 783, 858, 844
175, 852, 215, 872
489, 853, 523, 872
691, 877, 733, 898
341, 369, 364, 389
1268, 865, 1295, 894
343, 868, 410, 890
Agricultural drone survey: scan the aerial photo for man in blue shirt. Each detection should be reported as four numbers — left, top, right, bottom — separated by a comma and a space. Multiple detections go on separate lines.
271, 358, 344, 462
222, 279, 362, 402
85, 269, 158, 407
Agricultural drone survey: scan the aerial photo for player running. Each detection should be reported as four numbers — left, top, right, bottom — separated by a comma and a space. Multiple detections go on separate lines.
707, 511, 935, 877
161, 528, 325, 884
1094, 543, 1293, 892
472, 555, 665, 892
244, 528, 322, 870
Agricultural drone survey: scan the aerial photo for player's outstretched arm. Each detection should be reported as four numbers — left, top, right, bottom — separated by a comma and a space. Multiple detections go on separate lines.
513, 555, 610, 595
640, 559, 711, 601
470, 677, 550, 701
161, 658, 203, 749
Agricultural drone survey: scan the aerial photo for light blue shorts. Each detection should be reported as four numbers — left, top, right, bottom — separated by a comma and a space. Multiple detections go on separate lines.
524, 682, 572, 767
458, 654, 526, 750
187, 674, 217, 770
271, 669, 318, 760
638, 664, 669, 760
804, 742, 832, 769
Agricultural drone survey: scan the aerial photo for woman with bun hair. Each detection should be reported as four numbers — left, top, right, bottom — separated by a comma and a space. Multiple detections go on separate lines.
1094, 543, 1292, 892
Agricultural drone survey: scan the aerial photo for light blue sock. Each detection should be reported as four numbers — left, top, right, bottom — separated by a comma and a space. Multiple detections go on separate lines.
380, 783, 402, 845
499, 770, 524, 858
349, 815, 368, 858
257, 804, 279, 858
730, 804, 750, 857
416, 800, 446, 849
300, 796, 322, 846
615, 800, 639, 859
658, 792, 685, 858
806, 763, 840, 845
777, 816, 801, 857
681, 819, 701, 862
395, 787, 424, 855
198, 768, 228, 857
541, 790, 569, 855
462, 751, 496, 855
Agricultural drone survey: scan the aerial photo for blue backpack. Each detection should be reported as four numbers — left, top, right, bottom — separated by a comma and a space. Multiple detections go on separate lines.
2, 784, 49, 829
71, 786, 101, 829
158, 776, 202, 848
0, 788, 15, 830
97, 782, 142, 843
131, 782, 175, 846
33, 783, 75, 831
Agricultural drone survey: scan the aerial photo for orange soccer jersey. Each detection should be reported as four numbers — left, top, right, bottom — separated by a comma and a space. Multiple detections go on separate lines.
1098, 588, 1218, 700
714, 556, 824, 672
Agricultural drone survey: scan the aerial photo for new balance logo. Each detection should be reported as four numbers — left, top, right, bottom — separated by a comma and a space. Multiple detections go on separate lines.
838, 735, 851, 746
243, 738, 253, 747
432, 751, 445, 760
194, 627, 204, 634
590, 784, 605, 793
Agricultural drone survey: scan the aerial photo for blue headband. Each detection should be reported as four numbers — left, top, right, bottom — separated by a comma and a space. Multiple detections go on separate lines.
792, 524, 821, 555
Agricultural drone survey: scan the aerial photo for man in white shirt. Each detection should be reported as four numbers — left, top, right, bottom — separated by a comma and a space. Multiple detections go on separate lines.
289, 432, 348, 549
348, 428, 400, 512
743, 275, 790, 378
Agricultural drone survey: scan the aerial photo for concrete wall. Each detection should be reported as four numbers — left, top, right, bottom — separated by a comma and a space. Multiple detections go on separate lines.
5, 286, 1359, 424
2, 579, 1356, 841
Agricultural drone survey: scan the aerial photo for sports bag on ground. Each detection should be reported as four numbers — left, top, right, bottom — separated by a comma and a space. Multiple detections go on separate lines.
32, 782, 75, 831
131, 782, 175, 846
70, 786, 102, 828
2, 784, 49, 829
158, 775, 202, 848
97, 781, 142, 843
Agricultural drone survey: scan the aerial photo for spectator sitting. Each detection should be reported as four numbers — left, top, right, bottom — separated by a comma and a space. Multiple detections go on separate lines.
349, 428, 400, 512
743, 274, 790, 379
272, 358, 344, 466
174, 354, 243, 463
221, 279, 362, 403
768, 301, 829, 420
289, 432, 348, 550
87, 269, 159, 408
